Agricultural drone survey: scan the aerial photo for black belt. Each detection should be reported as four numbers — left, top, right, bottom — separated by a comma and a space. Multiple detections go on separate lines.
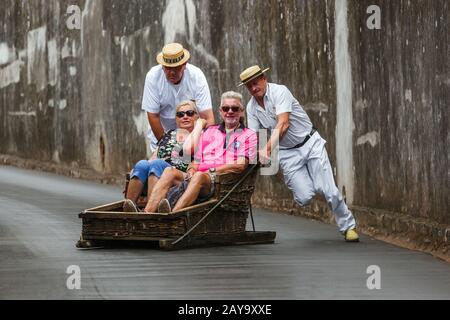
286, 128, 317, 150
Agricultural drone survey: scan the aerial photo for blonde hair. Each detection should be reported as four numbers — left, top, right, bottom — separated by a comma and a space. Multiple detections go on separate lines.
176, 100, 199, 114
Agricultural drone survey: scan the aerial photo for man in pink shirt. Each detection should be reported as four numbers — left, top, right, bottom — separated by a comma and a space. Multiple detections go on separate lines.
144, 91, 257, 213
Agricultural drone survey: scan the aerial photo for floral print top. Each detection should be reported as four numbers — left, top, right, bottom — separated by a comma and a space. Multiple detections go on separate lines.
156, 130, 190, 172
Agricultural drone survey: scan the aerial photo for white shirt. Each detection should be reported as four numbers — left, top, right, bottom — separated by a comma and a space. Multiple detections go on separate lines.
141, 63, 212, 147
246, 83, 314, 149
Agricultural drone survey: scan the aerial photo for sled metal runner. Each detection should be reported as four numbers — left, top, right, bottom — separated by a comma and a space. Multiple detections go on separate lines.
76, 165, 276, 250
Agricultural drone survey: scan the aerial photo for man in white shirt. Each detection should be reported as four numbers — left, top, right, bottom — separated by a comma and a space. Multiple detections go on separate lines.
142, 43, 215, 150
239, 65, 359, 242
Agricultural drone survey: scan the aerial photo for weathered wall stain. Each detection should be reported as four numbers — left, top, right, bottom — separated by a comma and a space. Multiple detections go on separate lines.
356, 131, 379, 147
27, 26, 47, 91
0, 60, 24, 89
0, 1, 448, 250
335, 0, 355, 203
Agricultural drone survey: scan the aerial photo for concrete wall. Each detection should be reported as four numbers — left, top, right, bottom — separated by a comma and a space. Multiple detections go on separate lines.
1, 1, 448, 255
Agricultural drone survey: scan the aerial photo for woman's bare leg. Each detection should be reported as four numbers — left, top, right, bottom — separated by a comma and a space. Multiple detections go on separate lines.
125, 178, 144, 203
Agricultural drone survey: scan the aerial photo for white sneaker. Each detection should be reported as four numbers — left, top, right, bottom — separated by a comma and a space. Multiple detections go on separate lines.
123, 199, 140, 212
157, 198, 172, 214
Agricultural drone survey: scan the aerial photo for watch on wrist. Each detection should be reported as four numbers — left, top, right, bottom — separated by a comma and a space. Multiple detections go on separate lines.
208, 167, 217, 183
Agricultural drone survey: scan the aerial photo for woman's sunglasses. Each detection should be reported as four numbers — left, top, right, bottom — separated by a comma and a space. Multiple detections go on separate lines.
220, 106, 241, 113
176, 110, 197, 118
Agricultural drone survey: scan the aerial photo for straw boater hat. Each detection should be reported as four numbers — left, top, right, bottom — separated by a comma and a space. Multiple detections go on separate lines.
238, 65, 270, 86
156, 43, 190, 67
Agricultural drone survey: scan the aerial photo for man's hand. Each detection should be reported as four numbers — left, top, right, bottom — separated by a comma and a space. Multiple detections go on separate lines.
199, 109, 215, 126
196, 118, 208, 129
185, 167, 196, 180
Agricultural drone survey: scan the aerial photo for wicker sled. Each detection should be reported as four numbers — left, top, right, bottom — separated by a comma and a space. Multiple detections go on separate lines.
76, 165, 276, 250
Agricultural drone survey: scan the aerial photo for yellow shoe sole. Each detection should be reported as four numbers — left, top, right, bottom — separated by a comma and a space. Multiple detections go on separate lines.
345, 229, 360, 242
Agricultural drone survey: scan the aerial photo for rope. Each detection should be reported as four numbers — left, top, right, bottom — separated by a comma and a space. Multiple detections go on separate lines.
249, 199, 256, 232
171, 165, 258, 246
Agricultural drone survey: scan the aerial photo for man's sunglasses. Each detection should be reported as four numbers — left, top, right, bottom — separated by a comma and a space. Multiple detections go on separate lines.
176, 110, 197, 118
220, 106, 241, 113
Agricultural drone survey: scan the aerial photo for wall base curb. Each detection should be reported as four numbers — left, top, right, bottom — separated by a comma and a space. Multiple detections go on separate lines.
253, 196, 450, 263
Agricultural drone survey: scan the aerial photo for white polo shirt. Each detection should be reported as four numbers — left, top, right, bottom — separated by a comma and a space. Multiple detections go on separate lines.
246, 83, 314, 149
141, 63, 212, 147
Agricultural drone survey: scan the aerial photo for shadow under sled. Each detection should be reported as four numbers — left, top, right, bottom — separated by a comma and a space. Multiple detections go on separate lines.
76, 165, 276, 250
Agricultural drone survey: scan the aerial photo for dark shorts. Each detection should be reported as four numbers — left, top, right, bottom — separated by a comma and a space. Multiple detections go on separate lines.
167, 179, 215, 208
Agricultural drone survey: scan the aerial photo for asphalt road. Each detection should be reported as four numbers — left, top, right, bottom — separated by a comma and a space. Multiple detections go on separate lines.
0, 165, 449, 300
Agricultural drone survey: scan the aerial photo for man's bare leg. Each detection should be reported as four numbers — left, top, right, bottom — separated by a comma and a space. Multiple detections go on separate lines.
144, 168, 184, 213
172, 172, 211, 211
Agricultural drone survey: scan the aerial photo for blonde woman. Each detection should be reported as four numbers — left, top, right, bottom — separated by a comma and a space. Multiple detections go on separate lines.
124, 100, 206, 212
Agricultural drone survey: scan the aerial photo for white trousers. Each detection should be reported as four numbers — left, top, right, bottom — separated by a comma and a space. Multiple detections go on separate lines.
278, 133, 356, 232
